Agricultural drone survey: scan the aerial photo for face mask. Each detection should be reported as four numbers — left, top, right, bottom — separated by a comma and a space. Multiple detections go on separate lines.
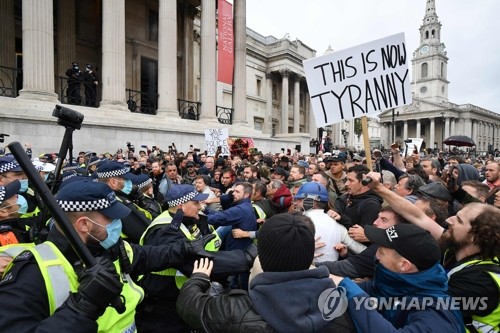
87, 218, 122, 249
1, 195, 28, 215
19, 179, 29, 193
122, 179, 133, 195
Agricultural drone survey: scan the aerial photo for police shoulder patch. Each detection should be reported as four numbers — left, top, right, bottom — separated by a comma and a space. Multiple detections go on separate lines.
0, 253, 34, 286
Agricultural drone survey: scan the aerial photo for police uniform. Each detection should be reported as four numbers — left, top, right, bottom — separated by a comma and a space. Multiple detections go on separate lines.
97, 161, 152, 243
132, 174, 162, 220
0, 181, 30, 245
136, 185, 255, 333
0, 180, 194, 332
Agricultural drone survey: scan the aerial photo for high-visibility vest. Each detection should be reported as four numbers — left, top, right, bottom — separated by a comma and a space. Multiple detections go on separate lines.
448, 257, 500, 333
3, 241, 143, 333
139, 211, 221, 289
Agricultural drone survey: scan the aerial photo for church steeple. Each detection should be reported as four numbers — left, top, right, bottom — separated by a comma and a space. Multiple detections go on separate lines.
411, 0, 449, 103
419, 0, 441, 44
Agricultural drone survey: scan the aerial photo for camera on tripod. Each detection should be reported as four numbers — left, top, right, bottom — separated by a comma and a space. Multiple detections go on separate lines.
52, 105, 84, 129
0, 133, 9, 143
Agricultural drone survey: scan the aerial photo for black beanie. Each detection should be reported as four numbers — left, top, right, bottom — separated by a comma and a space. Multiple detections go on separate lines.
258, 214, 315, 272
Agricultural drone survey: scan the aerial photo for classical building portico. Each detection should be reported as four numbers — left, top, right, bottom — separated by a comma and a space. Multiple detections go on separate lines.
0, 0, 316, 154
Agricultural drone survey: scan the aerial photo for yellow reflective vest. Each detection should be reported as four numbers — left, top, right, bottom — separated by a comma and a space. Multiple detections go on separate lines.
448, 257, 500, 333
139, 211, 221, 289
3, 241, 143, 333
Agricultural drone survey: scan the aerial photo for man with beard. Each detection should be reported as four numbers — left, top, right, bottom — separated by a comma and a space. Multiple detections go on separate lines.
365, 171, 500, 333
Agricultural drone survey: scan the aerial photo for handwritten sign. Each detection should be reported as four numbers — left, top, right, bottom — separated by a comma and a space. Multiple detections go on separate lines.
303, 33, 411, 127
205, 128, 230, 156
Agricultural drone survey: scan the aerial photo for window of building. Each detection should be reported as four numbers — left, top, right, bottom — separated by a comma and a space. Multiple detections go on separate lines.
272, 84, 277, 100
396, 125, 402, 137
431, 29, 435, 38
256, 77, 262, 97
440, 62, 444, 77
421, 124, 426, 136
272, 123, 277, 137
425, 31, 429, 39
421, 63, 428, 78
148, 10, 159, 42
254, 117, 264, 131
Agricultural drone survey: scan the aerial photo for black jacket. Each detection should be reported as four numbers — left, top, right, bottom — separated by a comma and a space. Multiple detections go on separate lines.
0, 227, 188, 332
334, 190, 383, 229
176, 268, 355, 333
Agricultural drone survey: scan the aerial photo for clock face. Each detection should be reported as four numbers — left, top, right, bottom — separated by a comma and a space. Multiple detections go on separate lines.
420, 45, 430, 54
420, 86, 427, 94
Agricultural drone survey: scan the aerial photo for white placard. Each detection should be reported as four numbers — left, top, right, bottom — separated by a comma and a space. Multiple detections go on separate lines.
205, 128, 230, 156
303, 33, 412, 127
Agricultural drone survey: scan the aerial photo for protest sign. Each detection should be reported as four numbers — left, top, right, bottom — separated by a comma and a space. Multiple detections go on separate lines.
303, 33, 411, 127
205, 128, 230, 156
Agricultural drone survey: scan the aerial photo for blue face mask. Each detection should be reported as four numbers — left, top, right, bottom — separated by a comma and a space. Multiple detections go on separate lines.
1, 195, 28, 215
19, 179, 29, 193
122, 179, 133, 195
87, 218, 122, 249
16, 195, 28, 215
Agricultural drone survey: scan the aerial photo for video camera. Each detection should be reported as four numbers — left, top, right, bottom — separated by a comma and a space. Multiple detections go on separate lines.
0, 133, 9, 143
52, 105, 84, 129
126, 142, 135, 153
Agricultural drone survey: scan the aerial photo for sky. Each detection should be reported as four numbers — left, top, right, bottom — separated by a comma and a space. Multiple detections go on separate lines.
246, 0, 500, 114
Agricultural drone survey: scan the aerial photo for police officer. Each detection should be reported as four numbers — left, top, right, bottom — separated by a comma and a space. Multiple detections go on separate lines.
0, 180, 28, 251
0, 180, 214, 332
137, 184, 257, 333
96, 161, 152, 243
131, 173, 162, 219
0, 156, 45, 241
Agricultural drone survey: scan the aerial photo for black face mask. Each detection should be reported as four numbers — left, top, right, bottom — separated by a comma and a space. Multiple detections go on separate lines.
303, 198, 314, 211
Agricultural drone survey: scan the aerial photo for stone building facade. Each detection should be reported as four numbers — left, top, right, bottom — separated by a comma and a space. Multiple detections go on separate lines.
0, 0, 315, 155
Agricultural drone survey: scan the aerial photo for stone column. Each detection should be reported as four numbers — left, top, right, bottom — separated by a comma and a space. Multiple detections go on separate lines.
444, 117, 450, 140
403, 120, 408, 140
19, 0, 58, 101
56, 0, 75, 76
233, 0, 247, 125
199, 0, 217, 120
157, 0, 178, 115
293, 75, 301, 133
100, 0, 126, 109
463, 118, 472, 137
450, 118, 456, 136
0, 0, 16, 94
307, 91, 316, 138
265, 72, 273, 134
183, 4, 196, 101
430, 118, 435, 148
416, 119, 421, 138
280, 69, 289, 134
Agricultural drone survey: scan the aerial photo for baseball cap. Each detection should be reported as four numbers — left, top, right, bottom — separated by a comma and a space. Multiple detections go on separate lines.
96, 161, 135, 180
56, 180, 131, 219
297, 160, 309, 169
271, 166, 289, 179
353, 154, 363, 162
0, 180, 21, 205
0, 156, 22, 174
417, 182, 451, 202
165, 184, 209, 207
33, 161, 56, 173
365, 224, 441, 271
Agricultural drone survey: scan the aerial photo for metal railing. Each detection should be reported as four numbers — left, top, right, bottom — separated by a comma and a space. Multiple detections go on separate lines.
178, 98, 200, 120
216, 105, 233, 125
126, 88, 158, 115
0, 65, 22, 98
55, 75, 101, 107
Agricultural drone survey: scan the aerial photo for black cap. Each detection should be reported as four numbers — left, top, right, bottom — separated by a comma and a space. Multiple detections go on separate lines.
365, 224, 441, 271
417, 182, 451, 201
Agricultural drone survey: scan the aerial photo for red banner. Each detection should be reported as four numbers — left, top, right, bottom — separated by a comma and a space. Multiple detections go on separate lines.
217, 0, 234, 84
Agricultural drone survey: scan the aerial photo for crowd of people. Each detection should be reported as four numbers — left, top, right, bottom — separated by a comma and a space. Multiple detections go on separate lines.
0, 141, 498, 332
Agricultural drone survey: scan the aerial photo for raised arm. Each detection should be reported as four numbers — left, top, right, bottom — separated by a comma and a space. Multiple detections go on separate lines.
364, 171, 445, 240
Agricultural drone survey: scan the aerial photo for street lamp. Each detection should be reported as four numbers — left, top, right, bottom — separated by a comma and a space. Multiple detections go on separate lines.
341, 129, 349, 148
391, 109, 399, 143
